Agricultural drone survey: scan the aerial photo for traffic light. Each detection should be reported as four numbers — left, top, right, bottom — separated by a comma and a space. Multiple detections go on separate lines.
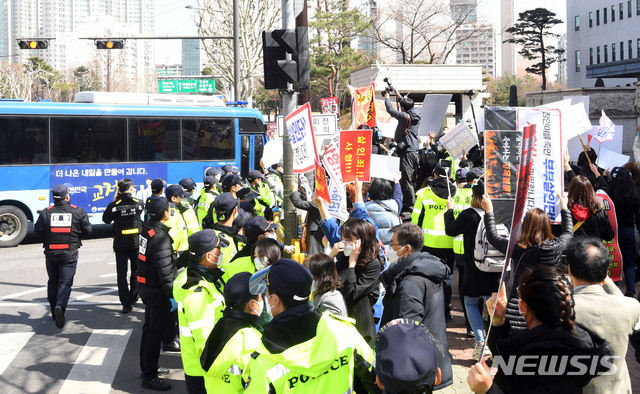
262, 27, 310, 90
17, 40, 48, 49
96, 40, 124, 49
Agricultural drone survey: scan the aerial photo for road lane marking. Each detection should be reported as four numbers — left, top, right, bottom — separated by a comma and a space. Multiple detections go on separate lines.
71, 287, 118, 301
99, 273, 117, 278
59, 329, 132, 394
0, 286, 47, 301
0, 332, 34, 375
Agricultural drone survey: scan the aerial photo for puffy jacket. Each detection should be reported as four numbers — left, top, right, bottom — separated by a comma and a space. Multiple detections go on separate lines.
570, 206, 614, 241
379, 251, 453, 390
102, 193, 144, 250
385, 98, 420, 151
365, 199, 400, 245
137, 220, 176, 298
35, 200, 92, 255
485, 209, 573, 331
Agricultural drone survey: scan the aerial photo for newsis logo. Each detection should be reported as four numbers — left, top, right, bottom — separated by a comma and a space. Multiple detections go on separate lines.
490, 355, 619, 376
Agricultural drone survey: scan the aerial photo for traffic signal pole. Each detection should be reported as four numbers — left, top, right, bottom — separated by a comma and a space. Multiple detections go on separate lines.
281, 0, 298, 245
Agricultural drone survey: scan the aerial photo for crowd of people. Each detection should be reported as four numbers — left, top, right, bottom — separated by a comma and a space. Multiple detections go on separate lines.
36, 116, 640, 393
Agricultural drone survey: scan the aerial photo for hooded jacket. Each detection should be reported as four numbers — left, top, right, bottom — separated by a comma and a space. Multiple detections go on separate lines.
385, 98, 421, 151
245, 306, 378, 394
365, 199, 401, 245
429, 177, 457, 200
379, 251, 453, 390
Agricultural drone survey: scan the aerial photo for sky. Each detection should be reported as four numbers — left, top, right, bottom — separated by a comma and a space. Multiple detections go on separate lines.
154, 0, 568, 65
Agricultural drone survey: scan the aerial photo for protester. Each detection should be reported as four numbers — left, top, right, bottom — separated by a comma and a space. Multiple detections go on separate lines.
444, 180, 499, 358
608, 166, 640, 296
482, 193, 573, 331
253, 237, 281, 271
567, 237, 640, 394
567, 175, 614, 241
365, 175, 402, 246
290, 178, 323, 254
304, 253, 348, 316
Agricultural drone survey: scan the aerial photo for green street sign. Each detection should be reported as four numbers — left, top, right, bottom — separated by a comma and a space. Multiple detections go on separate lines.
157, 69, 176, 76
158, 79, 215, 94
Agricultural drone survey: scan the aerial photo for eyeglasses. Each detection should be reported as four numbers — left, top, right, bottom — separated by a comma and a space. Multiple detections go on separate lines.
389, 243, 404, 248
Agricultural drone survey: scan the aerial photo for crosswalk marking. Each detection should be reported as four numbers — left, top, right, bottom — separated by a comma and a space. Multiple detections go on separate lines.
99, 273, 118, 278
0, 286, 47, 301
0, 332, 34, 375
59, 329, 132, 394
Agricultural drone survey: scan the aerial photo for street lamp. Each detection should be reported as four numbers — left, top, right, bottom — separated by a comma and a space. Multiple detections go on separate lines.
186, 4, 240, 101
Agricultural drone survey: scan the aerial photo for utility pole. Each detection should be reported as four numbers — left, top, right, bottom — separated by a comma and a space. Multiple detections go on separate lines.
233, 0, 240, 100
281, 0, 298, 244
296, 1, 310, 106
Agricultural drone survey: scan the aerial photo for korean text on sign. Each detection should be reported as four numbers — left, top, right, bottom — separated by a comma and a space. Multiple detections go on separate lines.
285, 103, 318, 173
340, 130, 372, 182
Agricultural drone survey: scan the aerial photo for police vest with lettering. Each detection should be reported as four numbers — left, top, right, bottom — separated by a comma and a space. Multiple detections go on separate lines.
451, 188, 473, 255
44, 207, 75, 251
412, 187, 454, 249
197, 189, 218, 225
109, 196, 144, 249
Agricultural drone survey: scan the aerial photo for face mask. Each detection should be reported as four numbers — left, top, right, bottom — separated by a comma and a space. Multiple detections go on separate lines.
254, 256, 268, 271
343, 242, 353, 257
251, 299, 264, 316
266, 294, 276, 316
311, 280, 318, 293
387, 245, 405, 264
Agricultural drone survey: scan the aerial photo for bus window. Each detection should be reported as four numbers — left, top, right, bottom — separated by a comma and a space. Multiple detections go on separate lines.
239, 117, 264, 133
0, 117, 48, 164
182, 118, 235, 161
254, 135, 264, 171
51, 117, 126, 163
128, 118, 180, 161
241, 135, 250, 179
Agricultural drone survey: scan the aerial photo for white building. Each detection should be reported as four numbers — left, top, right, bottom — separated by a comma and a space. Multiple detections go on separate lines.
455, 22, 496, 75
567, 0, 639, 88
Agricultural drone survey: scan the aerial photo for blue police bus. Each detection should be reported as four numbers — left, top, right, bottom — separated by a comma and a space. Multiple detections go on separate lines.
0, 92, 267, 247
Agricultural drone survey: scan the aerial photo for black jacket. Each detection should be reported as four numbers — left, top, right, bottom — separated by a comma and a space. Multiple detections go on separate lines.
35, 200, 92, 255
385, 98, 420, 152
429, 177, 456, 200
379, 251, 453, 390
102, 192, 145, 250
570, 208, 614, 241
487, 321, 614, 394
137, 220, 176, 298
289, 191, 321, 232
485, 209, 573, 330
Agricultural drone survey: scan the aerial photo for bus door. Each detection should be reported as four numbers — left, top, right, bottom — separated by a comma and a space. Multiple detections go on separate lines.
239, 133, 266, 179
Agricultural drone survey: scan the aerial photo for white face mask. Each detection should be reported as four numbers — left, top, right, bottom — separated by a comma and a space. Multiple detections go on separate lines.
251, 299, 264, 316
254, 256, 269, 271
311, 280, 318, 293
387, 245, 405, 264
266, 294, 276, 316
343, 242, 353, 257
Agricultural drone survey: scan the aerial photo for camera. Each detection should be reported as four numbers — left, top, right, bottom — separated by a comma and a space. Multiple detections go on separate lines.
383, 77, 395, 97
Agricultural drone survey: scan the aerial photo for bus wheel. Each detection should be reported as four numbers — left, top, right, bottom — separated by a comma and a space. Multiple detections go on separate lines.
0, 206, 28, 248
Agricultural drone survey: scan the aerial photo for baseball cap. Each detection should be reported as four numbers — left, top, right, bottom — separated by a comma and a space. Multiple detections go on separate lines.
188, 229, 229, 257
222, 174, 243, 192
248, 170, 264, 182
203, 176, 217, 188
205, 167, 222, 177
434, 164, 449, 178
237, 188, 259, 201
151, 178, 165, 194
233, 209, 251, 228
376, 319, 440, 393
52, 184, 68, 199
147, 197, 169, 220
224, 272, 254, 310
166, 184, 190, 200
213, 192, 239, 221
179, 177, 196, 191
467, 167, 484, 183
243, 216, 279, 242
455, 168, 468, 181
249, 259, 312, 304
222, 164, 239, 175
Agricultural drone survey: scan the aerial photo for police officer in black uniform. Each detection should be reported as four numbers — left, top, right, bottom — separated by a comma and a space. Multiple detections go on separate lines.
102, 178, 145, 313
35, 184, 92, 329
138, 197, 176, 391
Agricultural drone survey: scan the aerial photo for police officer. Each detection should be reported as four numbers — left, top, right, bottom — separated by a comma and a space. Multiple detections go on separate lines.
35, 184, 92, 329
244, 259, 378, 393
224, 216, 279, 282
196, 176, 218, 225
165, 184, 201, 256
173, 229, 229, 394
221, 174, 244, 199
180, 177, 198, 207
248, 170, 275, 219
138, 197, 176, 391
102, 178, 145, 313
145, 178, 165, 223
262, 161, 284, 204
201, 272, 263, 393
207, 193, 246, 267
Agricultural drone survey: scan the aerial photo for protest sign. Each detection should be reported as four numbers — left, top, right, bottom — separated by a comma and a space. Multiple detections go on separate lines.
593, 110, 615, 143
285, 103, 318, 173
327, 179, 349, 222
315, 159, 331, 203
322, 132, 342, 184
369, 154, 400, 181
418, 94, 452, 137
261, 139, 283, 169
352, 84, 376, 128
596, 191, 622, 281
595, 145, 630, 170
340, 130, 372, 182
439, 121, 479, 159
321, 96, 340, 118
484, 130, 521, 199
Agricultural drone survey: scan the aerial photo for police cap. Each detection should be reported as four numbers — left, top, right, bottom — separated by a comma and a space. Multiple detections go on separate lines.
188, 229, 228, 257
179, 177, 196, 191
243, 216, 279, 242
166, 184, 190, 200
203, 176, 217, 188
151, 178, 165, 194
52, 184, 68, 199
147, 197, 169, 220
224, 272, 254, 309
248, 170, 264, 182
205, 167, 222, 177
213, 192, 239, 221
221, 174, 243, 192
249, 259, 312, 304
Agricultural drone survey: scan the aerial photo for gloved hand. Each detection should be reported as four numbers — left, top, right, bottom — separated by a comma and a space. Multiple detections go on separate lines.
283, 245, 295, 254
272, 206, 281, 213
169, 298, 177, 312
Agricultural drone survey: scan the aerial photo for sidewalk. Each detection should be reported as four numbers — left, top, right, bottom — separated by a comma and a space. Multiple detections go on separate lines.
439, 270, 640, 393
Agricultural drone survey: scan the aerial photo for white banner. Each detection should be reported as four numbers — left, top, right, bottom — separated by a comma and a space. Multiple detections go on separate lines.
418, 94, 453, 137
595, 145, 630, 170
327, 179, 349, 222
369, 154, 400, 181
261, 139, 283, 169
516, 108, 564, 223
285, 103, 317, 173
438, 122, 479, 159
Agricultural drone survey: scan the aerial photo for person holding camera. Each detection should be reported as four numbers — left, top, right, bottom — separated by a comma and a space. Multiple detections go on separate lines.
384, 87, 421, 219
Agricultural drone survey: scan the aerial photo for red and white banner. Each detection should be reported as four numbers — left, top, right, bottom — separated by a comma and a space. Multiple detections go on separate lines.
321, 132, 342, 184
340, 130, 372, 183
285, 103, 318, 173
593, 110, 615, 143
596, 191, 623, 281
352, 84, 376, 128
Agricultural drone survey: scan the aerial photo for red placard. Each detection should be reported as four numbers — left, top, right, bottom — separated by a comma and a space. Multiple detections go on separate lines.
352, 84, 376, 128
340, 130, 372, 183
596, 191, 622, 281
315, 159, 331, 203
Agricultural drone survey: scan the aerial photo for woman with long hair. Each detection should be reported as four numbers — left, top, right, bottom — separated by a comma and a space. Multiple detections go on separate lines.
329, 218, 382, 343
252, 238, 281, 271
304, 253, 347, 316
365, 176, 402, 246
567, 175, 614, 241
472, 266, 613, 394
444, 180, 499, 358
482, 194, 573, 331
608, 166, 640, 296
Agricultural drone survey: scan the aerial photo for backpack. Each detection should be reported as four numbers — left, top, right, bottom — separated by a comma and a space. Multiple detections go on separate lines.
472, 208, 509, 273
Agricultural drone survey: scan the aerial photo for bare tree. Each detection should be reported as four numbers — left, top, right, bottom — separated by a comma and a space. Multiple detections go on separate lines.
371, 0, 482, 64
0, 62, 29, 99
194, 0, 281, 101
